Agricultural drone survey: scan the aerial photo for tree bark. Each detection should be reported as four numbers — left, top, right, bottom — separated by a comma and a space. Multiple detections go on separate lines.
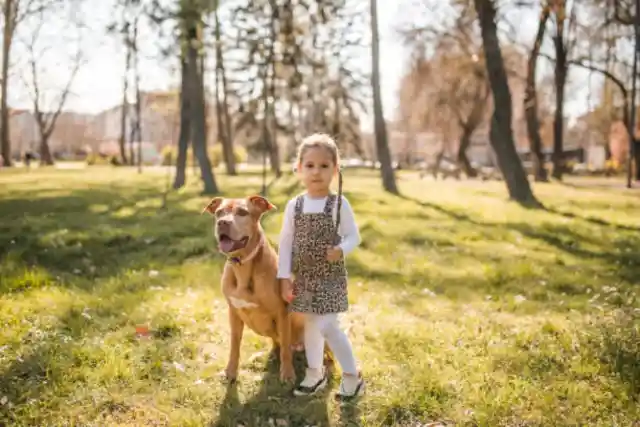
634, 141, 640, 181
132, 17, 142, 172
457, 126, 477, 178
456, 81, 489, 178
173, 55, 190, 190
39, 134, 54, 165
551, 1, 567, 180
119, 15, 130, 165
370, 0, 398, 193
213, 1, 236, 175
1, 0, 14, 166
187, 19, 218, 194
474, 0, 539, 206
267, 1, 281, 177
524, 3, 550, 182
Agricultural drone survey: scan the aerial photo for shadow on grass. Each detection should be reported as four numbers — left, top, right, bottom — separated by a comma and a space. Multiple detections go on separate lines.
0, 183, 222, 293
544, 206, 640, 232
593, 309, 640, 399
209, 347, 364, 427
0, 289, 155, 424
392, 193, 640, 288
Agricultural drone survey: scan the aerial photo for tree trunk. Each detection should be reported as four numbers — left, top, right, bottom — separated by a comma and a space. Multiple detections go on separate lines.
133, 18, 142, 173
173, 55, 190, 190
474, 0, 539, 206
634, 140, 640, 181
456, 82, 488, 178
213, 2, 236, 175
525, 4, 549, 182
457, 127, 477, 178
1, 0, 14, 167
267, 5, 281, 178
552, 3, 567, 180
119, 17, 130, 165
39, 134, 54, 166
370, 0, 398, 193
187, 20, 218, 194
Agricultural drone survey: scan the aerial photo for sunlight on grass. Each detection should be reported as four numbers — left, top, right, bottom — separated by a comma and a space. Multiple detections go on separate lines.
0, 167, 639, 426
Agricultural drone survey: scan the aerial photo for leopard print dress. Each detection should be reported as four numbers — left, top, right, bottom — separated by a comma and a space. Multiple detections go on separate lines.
288, 194, 349, 315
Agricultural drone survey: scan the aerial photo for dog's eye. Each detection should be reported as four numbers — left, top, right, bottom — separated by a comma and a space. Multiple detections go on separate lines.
236, 209, 249, 216
215, 210, 225, 218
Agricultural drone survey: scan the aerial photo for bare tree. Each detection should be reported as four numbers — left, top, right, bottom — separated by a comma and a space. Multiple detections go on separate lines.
148, 0, 218, 194
19, 7, 85, 166
370, 0, 398, 193
185, 5, 217, 194
524, 1, 550, 182
549, 0, 578, 180
473, 0, 539, 205
1, 0, 59, 166
212, 0, 236, 175
107, 0, 141, 166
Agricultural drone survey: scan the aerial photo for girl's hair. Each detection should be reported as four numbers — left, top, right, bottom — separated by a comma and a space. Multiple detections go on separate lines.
295, 133, 341, 168
295, 133, 344, 233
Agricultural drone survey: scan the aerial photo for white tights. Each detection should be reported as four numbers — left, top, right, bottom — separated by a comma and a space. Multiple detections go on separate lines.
304, 313, 358, 375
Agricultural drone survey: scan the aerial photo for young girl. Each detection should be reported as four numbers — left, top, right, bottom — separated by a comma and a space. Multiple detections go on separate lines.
277, 133, 365, 400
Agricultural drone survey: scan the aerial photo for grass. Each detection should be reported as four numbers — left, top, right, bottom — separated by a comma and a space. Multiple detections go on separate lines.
1, 166, 639, 426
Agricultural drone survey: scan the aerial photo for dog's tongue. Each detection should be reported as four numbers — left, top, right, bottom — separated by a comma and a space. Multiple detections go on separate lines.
220, 238, 236, 253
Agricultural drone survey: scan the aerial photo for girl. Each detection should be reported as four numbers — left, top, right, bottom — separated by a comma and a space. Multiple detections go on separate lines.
277, 133, 365, 400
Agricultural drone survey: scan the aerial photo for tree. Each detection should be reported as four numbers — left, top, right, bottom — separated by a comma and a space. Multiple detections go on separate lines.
1, 0, 58, 166
19, 3, 85, 166
148, 0, 218, 194
550, 0, 639, 180
370, 0, 398, 193
107, 0, 144, 166
524, 1, 550, 182
473, 0, 539, 205
173, 53, 191, 189
212, 0, 236, 175
549, 0, 578, 180
184, 4, 217, 194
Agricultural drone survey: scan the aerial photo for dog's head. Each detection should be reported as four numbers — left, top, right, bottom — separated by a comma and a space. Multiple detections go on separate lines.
202, 195, 276, 254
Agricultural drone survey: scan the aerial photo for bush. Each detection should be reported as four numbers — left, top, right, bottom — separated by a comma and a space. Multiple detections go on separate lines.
85, 153, 116, 166
160, 144, 247, 168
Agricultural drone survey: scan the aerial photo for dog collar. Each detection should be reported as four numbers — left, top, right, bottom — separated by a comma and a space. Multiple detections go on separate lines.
227, 233, 264, 266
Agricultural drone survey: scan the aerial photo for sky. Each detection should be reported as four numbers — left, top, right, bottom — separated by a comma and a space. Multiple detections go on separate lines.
7, 0, 599, 131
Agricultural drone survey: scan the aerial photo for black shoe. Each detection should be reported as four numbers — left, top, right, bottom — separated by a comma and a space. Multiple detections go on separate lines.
293, 368, 328, 396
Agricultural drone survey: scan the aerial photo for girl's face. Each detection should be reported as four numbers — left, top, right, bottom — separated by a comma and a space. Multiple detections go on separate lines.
298, 146, 337, 196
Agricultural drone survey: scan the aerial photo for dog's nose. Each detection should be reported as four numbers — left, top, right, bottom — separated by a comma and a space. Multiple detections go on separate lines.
217, 219, 231, 232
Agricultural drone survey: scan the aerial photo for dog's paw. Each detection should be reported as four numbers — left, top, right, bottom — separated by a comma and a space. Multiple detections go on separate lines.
219, 368, 238, 384
279, 365, 296, 383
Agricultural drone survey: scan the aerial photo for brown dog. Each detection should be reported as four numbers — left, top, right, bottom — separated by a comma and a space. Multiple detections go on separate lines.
202, 195, 306, 382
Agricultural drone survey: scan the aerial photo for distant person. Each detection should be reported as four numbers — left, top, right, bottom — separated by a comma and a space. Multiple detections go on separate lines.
24, 151, 35, 168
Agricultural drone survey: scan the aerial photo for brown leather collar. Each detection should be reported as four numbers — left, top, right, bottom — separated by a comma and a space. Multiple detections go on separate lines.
227, 233, 264, 266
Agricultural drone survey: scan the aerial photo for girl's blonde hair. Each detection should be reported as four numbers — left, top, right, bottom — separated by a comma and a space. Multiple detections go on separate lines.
295, 133, 341, 168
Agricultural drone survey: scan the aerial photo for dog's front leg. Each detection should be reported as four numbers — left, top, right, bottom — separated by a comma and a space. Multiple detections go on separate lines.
276, 308, 295, 382
224, 306, 244, 382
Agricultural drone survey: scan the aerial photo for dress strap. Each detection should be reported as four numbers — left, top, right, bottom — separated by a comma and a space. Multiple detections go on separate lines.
294, 194, 304, 215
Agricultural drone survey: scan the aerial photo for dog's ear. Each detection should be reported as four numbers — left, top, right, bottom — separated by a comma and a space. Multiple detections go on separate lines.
202, 197, 224, 215
247, 195, 276, 214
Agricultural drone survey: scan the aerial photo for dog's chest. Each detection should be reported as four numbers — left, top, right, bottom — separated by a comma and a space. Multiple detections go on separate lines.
228, 295, 259, 309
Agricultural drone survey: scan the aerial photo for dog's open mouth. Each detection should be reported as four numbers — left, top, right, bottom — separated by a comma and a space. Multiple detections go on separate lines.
218, 234, 249, 253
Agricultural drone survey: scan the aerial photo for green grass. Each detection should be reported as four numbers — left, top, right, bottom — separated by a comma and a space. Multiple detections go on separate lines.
1, 166, 639, 426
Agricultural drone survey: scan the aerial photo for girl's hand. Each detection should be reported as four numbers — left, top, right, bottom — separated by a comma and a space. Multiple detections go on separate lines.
326, 246, 343, 262
280, 278, 294, 303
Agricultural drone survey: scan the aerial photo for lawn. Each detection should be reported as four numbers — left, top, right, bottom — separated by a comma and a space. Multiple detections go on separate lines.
0, 166, 639, 427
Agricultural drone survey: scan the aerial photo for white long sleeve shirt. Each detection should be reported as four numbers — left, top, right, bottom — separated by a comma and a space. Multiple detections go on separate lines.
276, 194, 361, 279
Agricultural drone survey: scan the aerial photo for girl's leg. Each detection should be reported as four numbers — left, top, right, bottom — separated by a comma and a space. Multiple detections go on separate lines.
322, 314, 365, 400
293, 313, 328, 396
